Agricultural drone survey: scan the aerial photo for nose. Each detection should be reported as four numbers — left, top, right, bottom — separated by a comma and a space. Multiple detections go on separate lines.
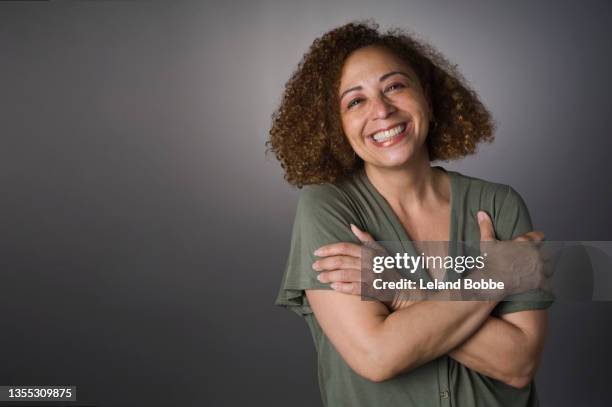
371, 93, 396, 119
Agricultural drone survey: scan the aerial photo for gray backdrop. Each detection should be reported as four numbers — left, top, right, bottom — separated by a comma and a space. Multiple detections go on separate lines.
1, 0, 611, 406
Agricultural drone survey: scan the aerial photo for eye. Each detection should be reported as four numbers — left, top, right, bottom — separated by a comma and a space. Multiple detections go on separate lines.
384, 82, 406, 92
347, 98, 363, 109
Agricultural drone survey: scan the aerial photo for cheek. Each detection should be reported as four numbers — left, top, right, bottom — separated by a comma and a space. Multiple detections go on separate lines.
341, 115, 365, 143
404, 100, 430, 128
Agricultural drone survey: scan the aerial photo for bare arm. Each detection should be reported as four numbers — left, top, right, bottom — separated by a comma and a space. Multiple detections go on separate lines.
306, 289, 496, 382
448, 310, 548, 388
312, 213, 549, 384
390, 295, 549, 388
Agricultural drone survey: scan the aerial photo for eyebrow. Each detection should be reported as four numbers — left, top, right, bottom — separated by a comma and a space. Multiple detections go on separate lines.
339, 71, 412, 100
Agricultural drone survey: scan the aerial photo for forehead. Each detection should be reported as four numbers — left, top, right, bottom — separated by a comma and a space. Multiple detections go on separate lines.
339, 45, 413, 87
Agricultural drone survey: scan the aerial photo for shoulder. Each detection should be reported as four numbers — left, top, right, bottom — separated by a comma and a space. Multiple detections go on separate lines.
296, 176, 361, 221
298, 183, 348, 208
452, 171, 514, 198
452, 171, 526, 209
291, 178, 363, 246
450, 170, 532, 239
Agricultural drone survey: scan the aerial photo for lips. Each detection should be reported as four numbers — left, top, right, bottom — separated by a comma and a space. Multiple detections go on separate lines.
368, 122, 406, 139
371, 123, 406, 142
367, 121, 411, 147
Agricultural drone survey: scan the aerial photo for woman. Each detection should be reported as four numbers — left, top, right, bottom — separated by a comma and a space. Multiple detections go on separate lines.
269, 21, 552, 407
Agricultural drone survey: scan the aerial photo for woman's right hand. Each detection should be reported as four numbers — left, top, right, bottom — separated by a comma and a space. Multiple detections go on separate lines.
476, 210, 552, 298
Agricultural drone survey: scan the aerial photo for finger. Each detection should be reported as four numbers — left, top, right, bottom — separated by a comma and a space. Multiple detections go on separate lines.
313, 255, 360, 271
350, 224, 374, 242
314, 242, 361, 258
541, 249, 560, 278
350, 224, 386, 252
477, 211, 497, 242
530, 232, 545, 250
317, 269, 361, 284
331, 282, 361, 296
514, 231, 545, 242
514, 231, 546, 252
529, 231, 545, 241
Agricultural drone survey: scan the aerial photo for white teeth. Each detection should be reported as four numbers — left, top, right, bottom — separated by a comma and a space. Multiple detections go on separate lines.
372, 123, 406, 142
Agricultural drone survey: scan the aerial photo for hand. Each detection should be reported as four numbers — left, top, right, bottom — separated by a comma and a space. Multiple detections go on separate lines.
476, 211, 551, 297
313, 224, 387, 295
313, 212, 551, 303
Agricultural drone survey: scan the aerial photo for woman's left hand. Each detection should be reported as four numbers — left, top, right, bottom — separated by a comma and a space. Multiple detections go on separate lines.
312, 224, 377, 295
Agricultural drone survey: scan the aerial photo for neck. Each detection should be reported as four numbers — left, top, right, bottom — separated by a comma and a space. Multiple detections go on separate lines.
364, 149, 443, 210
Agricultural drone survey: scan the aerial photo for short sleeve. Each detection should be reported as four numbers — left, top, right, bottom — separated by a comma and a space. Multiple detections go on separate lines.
274, 184, 361, 316
491, 186, 555, 316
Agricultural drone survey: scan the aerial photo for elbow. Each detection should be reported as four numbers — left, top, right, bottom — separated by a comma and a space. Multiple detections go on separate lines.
349, 349, 392, 383
357, 361, 395, 383
354, 347, 416, 383
502, 360, 537, 389
360, 365, 395, 383
343, 320, 422, 383
504, 374, 533, 390
359, 368, 391, 383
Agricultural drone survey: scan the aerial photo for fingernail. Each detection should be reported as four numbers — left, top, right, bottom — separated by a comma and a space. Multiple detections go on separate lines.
316, 273, 322, 282
312, 261, 320, 271
477, 211, 486, 223
350, 223, 358, 232
313, 248, 322, 256
331, 283, 339, 290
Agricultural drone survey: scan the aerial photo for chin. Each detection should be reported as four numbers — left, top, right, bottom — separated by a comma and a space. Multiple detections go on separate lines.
356, 136, 427, 169
373, 146, 420, 168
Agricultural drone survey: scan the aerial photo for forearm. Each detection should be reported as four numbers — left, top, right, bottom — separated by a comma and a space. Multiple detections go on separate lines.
449, 316, 538, 388
306, 289, 498, 383
373, 300, 497, 380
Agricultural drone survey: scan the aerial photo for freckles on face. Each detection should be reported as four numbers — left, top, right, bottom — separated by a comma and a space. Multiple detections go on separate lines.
337, 46, 432, 168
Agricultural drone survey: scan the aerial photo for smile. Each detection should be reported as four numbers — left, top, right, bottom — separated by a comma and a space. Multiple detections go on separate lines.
368, 122, 410, 147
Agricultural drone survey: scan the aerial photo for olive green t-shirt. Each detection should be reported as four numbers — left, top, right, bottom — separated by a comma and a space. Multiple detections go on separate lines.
275, 167, 553, 407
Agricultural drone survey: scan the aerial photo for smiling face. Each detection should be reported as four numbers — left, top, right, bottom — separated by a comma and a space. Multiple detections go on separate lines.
338, 45, 433, 170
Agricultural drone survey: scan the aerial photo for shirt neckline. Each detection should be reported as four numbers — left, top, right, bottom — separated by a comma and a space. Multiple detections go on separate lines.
358, 165, 460, 283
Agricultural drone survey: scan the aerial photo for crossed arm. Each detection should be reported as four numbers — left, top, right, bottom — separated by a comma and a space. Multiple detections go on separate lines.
306, 290, 547, 388
306, 216, 548, 388
447, 308, 547, 388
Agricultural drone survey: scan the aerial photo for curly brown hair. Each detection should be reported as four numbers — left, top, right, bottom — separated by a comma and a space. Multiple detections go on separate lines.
267, 20, 494, 187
